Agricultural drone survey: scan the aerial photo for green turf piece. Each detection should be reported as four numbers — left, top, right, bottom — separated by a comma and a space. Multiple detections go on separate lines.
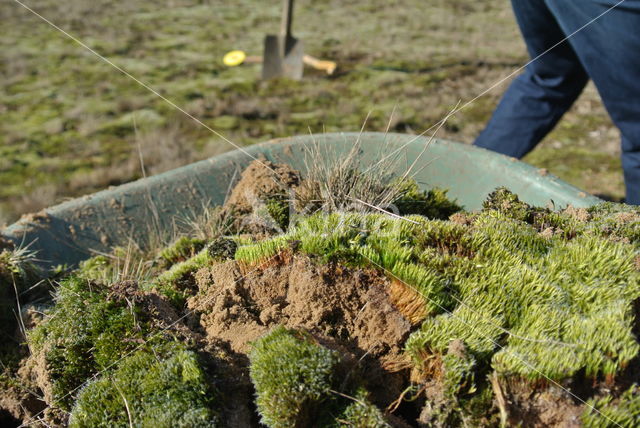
582, 385, 640, 428
27, 276, 149, 409
236, 191, 640, 386
330, 388, 390, 428
249, 326, 340, 428
69, 343, 218, 428
157, 236, 206, 268
393, 179, 461, 219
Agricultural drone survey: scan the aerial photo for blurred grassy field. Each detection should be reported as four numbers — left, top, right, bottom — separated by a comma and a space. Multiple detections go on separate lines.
0, 0, 624, 224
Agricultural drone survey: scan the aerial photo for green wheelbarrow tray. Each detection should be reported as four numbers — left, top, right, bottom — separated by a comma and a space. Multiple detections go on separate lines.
1, 132, 602, 269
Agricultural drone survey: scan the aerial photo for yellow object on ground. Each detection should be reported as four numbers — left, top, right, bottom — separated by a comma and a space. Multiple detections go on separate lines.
223, 49, 336, 75
303, 55, 337, 75
223, 50, 247, 67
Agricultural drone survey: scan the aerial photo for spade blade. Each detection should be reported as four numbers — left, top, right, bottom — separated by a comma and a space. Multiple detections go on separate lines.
262, 35, 304, 80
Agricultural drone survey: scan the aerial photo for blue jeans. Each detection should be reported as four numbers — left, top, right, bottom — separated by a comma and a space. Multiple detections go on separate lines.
474, 0, 640, 204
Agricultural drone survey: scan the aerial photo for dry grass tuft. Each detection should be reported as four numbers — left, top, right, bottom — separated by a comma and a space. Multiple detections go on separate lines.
296, 102, 455, 218
300, 130, 409, 213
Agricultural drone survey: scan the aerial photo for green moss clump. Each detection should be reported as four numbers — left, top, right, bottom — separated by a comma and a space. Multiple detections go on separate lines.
28, 276, 149, 409
586, 203, 640, 244
482, 187, 533, 222
234, 235, 291, 265
149, 237, 237, 307
409, 214, 639, 381
249, 326, 339, 428
582, 385, 640, 428
330, 388, 390, 428
249, 326, 389, 428
76, 254, 113, 281
157, 236, 206, 268
265, 196, 290, 231
394, 180, 462, 219
236, 212, 457, 312
69, 343, 218, 428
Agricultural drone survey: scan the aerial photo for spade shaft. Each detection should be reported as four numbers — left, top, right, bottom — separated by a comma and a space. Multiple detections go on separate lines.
280, 0, 294, 56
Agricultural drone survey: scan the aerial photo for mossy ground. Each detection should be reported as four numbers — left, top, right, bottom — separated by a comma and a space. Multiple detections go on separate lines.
0, 0, 624, 224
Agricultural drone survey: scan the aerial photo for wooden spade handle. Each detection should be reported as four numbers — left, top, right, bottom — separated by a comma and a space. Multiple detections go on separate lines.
281, 0, 294, 39
234, 53, 337, 75
303, 55, 337, 75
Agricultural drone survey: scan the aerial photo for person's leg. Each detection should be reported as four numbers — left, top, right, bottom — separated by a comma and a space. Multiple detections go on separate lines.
545, 0, 640, 203
621, 135, 640, 204
474, 0, 589, 158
